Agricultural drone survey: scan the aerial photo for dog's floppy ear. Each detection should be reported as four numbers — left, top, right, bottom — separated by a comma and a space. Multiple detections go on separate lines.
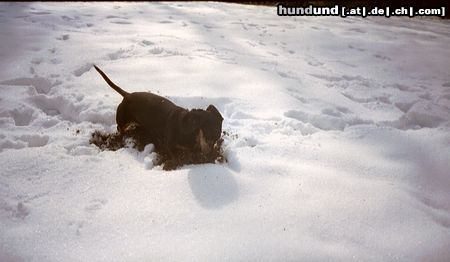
206, 105, 223, 121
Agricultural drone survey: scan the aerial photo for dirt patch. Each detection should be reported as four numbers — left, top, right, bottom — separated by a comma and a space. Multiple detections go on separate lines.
89, 124, 226, 170
156, 138, 226, 171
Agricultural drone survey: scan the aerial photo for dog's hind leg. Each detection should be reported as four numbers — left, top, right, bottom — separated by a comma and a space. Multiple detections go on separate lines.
116, 101, 130, 133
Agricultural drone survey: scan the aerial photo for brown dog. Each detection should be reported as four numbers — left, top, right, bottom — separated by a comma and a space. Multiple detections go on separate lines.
94, 65, 223, 156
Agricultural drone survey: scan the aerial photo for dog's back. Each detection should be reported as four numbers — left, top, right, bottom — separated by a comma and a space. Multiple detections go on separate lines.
124, 92, 183, 130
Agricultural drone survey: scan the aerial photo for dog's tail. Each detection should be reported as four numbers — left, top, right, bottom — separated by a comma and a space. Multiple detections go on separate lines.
94, 65, 129, 97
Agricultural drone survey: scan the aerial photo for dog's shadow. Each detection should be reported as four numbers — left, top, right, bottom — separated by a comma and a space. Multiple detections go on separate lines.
187, 164, 238, 209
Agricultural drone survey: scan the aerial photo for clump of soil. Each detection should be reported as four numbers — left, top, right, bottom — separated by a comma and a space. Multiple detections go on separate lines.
89, 123, 152, 152
89, 124, 226, 170
156, 138, 226, 171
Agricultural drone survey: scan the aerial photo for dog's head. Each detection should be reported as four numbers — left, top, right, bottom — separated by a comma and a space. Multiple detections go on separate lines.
181, 105, 223, 154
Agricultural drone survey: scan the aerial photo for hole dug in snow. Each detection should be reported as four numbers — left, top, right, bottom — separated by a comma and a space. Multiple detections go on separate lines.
90, 124, 227, 170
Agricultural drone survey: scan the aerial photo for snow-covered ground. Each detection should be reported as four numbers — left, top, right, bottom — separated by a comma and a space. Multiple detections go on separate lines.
1, 2, 450, 261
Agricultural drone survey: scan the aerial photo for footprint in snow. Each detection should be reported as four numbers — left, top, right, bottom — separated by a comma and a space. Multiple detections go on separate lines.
348, 44, 366, 52
15, 134, 49, 148
28, 11, 51, 15
110, 20, 133, 25
61, 15, 77, 21
348, 28, 366, 33
321, 107, 344, 117
374, 54, 391, 61
418, 92, 432, 101
285, 110, 370, 131
306, 58, 324, 67
73, 63, 93, 77
56, 34, 69, 41
105, 15, 127, 19
50, 58, 62, 65
106, 49, 129, 60
149, 47, 164, 55
31, 57, 43, 65
2, 202, 30, 220
4, 107, 35, 127
68, 221, 84, 236
308, 73, 343, 82
85, 199, 107, 213
277, 71, 297, 80
140, 40, 154, 46
0, 77, 55, 94
395, 101, 416, 113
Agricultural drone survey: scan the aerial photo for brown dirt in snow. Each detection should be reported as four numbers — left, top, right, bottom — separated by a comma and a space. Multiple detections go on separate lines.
89, 124, 226, 170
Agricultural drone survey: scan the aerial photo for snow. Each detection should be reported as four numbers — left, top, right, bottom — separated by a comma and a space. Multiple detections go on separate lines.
1, 2, 450, 261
